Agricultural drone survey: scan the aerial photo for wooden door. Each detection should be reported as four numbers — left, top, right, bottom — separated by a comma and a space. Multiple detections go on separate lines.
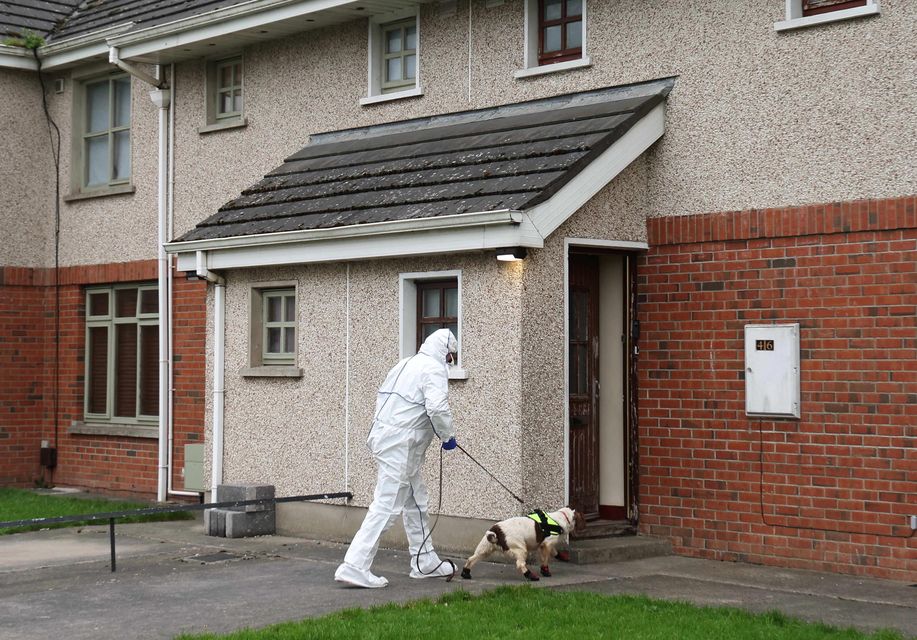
568, 254, 600, 518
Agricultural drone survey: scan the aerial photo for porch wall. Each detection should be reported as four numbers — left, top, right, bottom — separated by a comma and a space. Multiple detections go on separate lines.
638, 195, 917, 581
215, 252, 525, 521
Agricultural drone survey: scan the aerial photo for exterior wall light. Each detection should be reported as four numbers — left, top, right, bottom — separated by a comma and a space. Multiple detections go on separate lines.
496, 247, 527, 262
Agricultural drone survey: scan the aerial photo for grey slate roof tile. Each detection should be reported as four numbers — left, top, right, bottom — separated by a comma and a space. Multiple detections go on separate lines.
175, 83, 669, 244
0, 0, 81, 38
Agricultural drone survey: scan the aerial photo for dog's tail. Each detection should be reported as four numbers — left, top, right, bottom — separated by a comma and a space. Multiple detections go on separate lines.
485, 531, 499, 545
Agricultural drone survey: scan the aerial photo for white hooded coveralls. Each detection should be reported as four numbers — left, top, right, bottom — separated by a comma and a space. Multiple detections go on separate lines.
335, 329, 457, 587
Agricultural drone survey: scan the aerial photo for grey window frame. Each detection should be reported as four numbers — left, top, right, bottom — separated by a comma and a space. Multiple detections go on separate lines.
381, 19, 417, 93
261, 288, 296, 365
78, 73, 132, 190
248, 284, 298, 370
205, 55, 245, 126
83, 284, 158, 424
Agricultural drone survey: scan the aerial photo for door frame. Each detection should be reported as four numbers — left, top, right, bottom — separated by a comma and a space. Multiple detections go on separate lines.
563, 238, 647, 518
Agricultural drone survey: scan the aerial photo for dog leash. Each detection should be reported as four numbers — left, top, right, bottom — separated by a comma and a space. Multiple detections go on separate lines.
455, 443, 532, 511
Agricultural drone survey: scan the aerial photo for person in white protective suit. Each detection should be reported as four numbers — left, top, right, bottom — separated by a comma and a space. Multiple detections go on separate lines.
334, 328, 460, 588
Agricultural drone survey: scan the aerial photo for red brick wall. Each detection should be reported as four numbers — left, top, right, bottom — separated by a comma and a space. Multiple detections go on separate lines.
0, 261, 206, 498
638, 196, 917, 581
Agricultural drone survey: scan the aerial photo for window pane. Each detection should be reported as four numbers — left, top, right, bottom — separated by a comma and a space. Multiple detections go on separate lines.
113, 130, 130, 181
544, 0, 562, 20
219, 91, 232, 115
113, 78, 131, 127
283, 327, 295, 354
404, 54, 416, 81
114, 323, 137, 418
444, 287, 458, 317
284, 295, 295, 322
422, 288, 440, 318
386, 28, 402, 53
89, 292, 109, 317
421, 323, 438, 342
386, 57, 402, 83
544, 25, 562, 52
267, 327, 282, 353
86, 81, 109, 133
566, 20, 582, 49
566, 0, 582, 17
232, 89, 243, 113
86, 136, 108, 186
266, 296, 282, 323
446, 322, 458, 339
220, 64, 233, 89
139, 325, 159, 416
116, 288, 137, 317
234, 62, 243, 83
140, 289, 158, 315
405, 25, 417, 50
87, 326, 108, 414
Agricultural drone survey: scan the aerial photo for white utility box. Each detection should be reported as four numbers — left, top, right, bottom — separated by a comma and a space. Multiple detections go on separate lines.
745, 323, 800, 418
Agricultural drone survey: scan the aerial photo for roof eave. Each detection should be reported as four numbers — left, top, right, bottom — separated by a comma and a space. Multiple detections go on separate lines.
39, 24, 135, 70
0, 45, 38, 70
168, 210, 544, 271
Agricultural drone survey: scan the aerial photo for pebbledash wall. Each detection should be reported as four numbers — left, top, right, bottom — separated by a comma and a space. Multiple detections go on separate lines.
638, 195, 917, 581
0, 261, 206, 497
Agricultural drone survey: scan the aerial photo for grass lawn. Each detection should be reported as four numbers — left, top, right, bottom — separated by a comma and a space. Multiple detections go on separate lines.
0, 487, 194, 534
175, 586, 908, 640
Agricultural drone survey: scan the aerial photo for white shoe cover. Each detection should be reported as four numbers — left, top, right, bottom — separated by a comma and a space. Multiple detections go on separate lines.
409, 556, 455, 579
334, 563, 389, 588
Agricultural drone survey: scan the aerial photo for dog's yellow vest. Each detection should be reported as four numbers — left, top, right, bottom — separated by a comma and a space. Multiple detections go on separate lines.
527, 510, 563, 537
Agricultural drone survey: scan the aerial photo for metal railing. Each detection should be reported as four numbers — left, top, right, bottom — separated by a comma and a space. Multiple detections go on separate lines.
0, 491, 352, 572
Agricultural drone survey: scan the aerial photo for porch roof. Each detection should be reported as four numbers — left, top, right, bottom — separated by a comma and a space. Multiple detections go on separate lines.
168, 78, 672, 269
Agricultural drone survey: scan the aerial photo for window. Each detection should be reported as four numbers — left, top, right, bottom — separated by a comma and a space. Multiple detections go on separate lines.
399, 270, 465, 378
775, 0, 879, 31
416, 280, 458, 350
516, 0, 589, 78
802, 0, 867, 15
247, 284, 299, 372
84, 285, 158, 422
78, 74, 131, 189
202, 56, 245, 130
538, 0, 583, 65
362, 11, 422, 105
382, 20, 417, 93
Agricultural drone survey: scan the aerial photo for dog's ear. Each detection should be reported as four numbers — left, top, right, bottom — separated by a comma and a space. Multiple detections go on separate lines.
573, 510, 586, 533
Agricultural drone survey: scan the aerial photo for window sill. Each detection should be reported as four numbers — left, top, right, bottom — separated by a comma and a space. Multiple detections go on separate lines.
240, 365, 304, 378
360, 86, 423, 106
197, 117, 248, 134
514, 56, 591, 80
69, 421, 158, 439
63, 184, 135, 202
448, 367, 468, 381
774, 5, 879, 31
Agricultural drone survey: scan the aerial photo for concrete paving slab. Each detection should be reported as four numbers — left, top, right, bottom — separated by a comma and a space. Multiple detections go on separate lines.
0, 520, 913, 640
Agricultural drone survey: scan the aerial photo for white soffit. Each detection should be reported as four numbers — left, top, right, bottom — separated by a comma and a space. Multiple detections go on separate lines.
169, 210, 544, 270
527, 101, 666, 239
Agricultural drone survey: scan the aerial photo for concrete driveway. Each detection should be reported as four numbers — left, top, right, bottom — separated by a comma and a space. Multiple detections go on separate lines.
0, 519, 914, 639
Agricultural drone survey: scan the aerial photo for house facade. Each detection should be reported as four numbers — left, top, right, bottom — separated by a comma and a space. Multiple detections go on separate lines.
1, 0, 913, 581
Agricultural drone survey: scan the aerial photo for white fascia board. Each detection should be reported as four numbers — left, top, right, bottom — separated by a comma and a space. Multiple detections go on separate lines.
0, 46, 38, 70
527, 102, 666, 239
173, 212, 543, 271
110, 0, 419, 60
39, 24, 134, 70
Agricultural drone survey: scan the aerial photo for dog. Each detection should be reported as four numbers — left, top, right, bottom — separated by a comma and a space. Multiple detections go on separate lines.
461, 507, 586, 581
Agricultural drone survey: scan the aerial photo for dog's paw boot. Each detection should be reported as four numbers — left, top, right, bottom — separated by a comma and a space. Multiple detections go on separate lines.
461, 568, 472, 580
540, 565, 552, 577
555, 550, 571, 562
523, 569, 540, 582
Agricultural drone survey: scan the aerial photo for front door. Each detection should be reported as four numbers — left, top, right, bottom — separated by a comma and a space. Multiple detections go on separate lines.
568, 254, 600, 519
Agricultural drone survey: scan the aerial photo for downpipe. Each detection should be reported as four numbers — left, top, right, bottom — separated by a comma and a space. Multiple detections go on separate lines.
196, 251, 226, 496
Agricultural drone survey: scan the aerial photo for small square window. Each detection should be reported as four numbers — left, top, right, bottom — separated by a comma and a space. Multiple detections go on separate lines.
362, 11, 422, 104
802, 0, 867, 16
775, 0, 879, 31
538, 0, 583, 65
249, 285, 297, 368
205, 56, 245, 127
399, 271, 465, 378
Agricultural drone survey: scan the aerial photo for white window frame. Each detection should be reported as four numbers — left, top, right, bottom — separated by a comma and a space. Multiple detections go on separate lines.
361, 8, 423, 106
774, 0, 879, 32
515, 0, 591, 80
199, 54, 247, 133
399, 270, 467, 380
